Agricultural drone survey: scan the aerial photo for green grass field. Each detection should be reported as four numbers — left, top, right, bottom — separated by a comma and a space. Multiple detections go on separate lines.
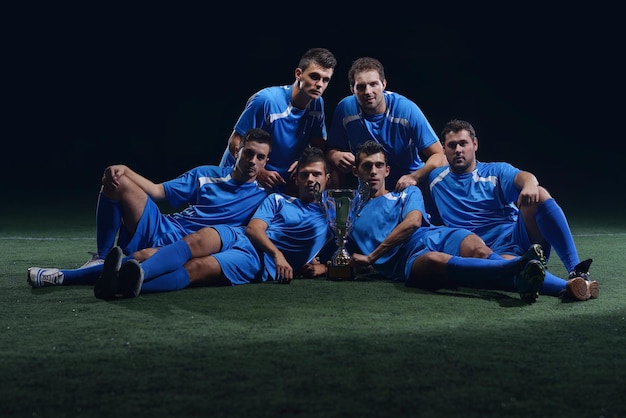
1, 198, 625, 417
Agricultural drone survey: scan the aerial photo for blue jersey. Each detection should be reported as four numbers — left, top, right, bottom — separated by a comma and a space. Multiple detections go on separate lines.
117, 166, 268, 255
218, 85, 327, 181
252, 193, 333, 282
428, 162, 522, 248
163, 165, 269, 231
348, 186, 428, 279
327, 91, 439, 187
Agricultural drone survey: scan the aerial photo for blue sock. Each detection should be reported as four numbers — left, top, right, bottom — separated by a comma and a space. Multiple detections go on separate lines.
96, 193, 122, 258
485, 238, 566, 296
61, 254, 133, 285
536, 199, 580, 272
539, 271, 567, 296
141, 268, 191, 293
447, 256, 520, 291
141, 240, 192, 281
62, 265, 103, 285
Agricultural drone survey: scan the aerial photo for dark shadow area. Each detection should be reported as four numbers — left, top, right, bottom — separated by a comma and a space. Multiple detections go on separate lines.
4, 8, 622, 213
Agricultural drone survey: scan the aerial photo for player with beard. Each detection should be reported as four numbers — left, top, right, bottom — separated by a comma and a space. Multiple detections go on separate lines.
428, 119, 598, 301
347, 140, 546, 303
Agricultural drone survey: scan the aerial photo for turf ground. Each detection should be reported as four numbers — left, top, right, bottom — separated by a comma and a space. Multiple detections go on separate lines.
1, 197, 625, 417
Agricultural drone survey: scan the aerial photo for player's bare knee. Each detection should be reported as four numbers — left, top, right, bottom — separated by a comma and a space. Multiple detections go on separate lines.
182, 233, 202, 253
134, 247, 159, 262
471, 245, 492, 259
460, 234, 491, 258
538, 186, 552, 202
185, 257, 227, 286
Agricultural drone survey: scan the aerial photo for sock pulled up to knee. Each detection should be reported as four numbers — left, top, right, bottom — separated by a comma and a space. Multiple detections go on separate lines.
446, 256, 520, 291
141, 240, 192, 281
96, 193, 122, 259
536, 198, 580, 272
140, 267, 191, 293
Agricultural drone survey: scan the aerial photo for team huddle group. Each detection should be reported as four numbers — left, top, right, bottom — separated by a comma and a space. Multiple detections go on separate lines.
27, 48, 599, 304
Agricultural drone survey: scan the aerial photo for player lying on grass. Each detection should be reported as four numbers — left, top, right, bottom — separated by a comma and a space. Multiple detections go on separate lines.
27, 128, 272, 290
91, 147, 333, 299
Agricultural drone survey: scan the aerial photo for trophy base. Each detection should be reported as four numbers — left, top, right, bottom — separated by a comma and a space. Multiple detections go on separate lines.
327, 264, 354, 281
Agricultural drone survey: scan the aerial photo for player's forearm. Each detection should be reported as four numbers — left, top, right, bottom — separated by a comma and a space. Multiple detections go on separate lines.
407, 153, 446, 184
122, 169, 164, 200
245, 222, 280, 259
368, 213, 422, 262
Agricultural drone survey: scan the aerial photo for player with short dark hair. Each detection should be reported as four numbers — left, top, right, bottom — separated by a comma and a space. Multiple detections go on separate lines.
348, 140, 547, 303
93, 147, 333, 299
27, 128, 272, 289
428, 119, 598, 301
219, 48, 337, 194
326, 56, 446, 193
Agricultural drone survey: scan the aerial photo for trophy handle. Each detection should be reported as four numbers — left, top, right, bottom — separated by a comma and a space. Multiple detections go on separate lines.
357, 178, 370, 204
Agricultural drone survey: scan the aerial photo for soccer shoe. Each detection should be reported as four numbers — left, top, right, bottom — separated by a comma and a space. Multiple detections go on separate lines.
117, 259, 144, 299
569, 258, 594, 282
79, 252, 104, 269
516, 259, 546, 304
563, 277, 599, 301
520, 244, 547, 269
93, 246, 123, 301
27, 268, 64, 288
568, 258, 598, 299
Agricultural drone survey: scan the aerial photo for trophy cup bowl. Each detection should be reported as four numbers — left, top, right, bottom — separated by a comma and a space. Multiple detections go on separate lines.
322, 189, 358, 280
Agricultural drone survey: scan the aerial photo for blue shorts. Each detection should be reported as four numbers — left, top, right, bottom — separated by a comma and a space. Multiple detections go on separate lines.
400, 226, 473, 282
486, 217, 552, 259
211, 224, 263, 286
117, 198, 188, 255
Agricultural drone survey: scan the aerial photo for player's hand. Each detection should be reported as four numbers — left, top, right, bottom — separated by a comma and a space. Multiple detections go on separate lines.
350, 253, 372, 270
274, 253, 294, 284
395, 174, 418, 192
102, 165, 126, 189
257, 168, 287, 190
299, 259, 329, 278
336, 151, 355, 173
516, 184, 540, 207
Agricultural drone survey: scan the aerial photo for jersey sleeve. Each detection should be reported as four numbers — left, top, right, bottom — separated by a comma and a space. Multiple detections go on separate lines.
233, 90, 271, 135
162, 167, 203, 208
402, 186, 428, 220
251, 193, 283, 225
220, 90, 272, 168
405, 99, 439, 151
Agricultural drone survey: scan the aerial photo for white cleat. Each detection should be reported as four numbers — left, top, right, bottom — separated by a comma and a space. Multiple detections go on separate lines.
27, 268, 64, 288
79, 252, 104, 269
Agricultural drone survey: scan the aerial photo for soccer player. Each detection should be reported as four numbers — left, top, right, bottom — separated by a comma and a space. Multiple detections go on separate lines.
218, 48, 337, 194
93, 147, 334, 299
347, 140, 547, 303
326, 56, 447, 193
428, 119, 598, 301
27, 128, 272, 289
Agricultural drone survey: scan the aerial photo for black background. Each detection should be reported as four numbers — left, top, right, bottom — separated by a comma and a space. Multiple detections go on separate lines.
5, 5, 622, 210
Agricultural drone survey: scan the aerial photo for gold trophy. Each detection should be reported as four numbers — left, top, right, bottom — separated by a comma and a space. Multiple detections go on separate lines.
322, 189, 359, 280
